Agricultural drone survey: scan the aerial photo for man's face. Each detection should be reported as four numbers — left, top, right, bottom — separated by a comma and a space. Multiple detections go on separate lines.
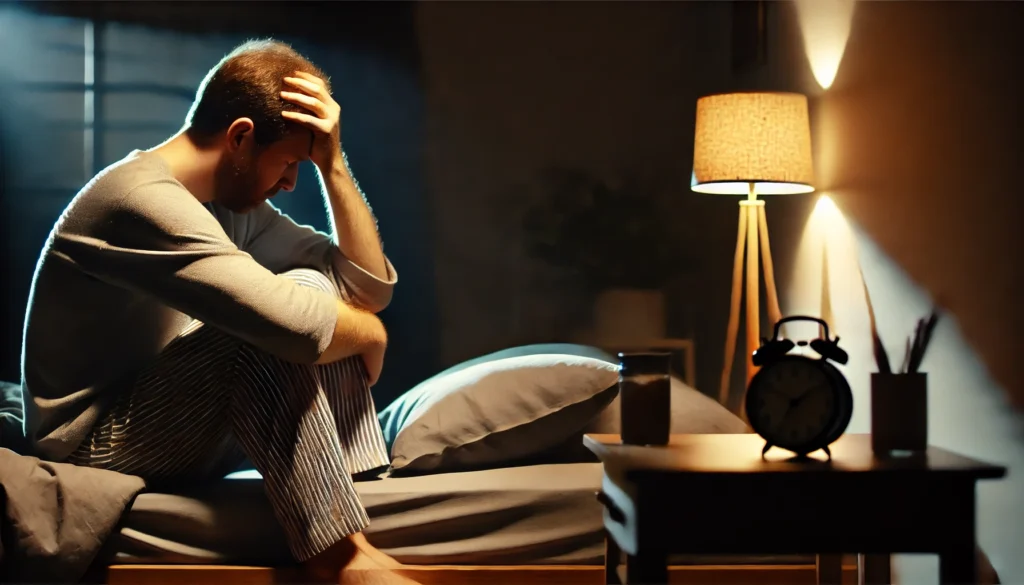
214, 128, 311, 213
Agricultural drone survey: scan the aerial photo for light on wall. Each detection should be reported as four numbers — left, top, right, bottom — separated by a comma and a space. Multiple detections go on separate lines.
691, 91, 815, 411
794, 0, 856, 90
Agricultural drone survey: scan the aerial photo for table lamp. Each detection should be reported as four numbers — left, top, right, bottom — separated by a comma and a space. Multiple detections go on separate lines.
691, 91, 815, 411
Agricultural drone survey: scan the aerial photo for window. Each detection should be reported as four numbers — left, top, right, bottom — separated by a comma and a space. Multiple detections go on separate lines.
0, 8, 240, 378
1, 11, 237, 199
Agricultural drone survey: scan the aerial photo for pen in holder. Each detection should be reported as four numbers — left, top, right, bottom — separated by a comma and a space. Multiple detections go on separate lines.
871, 372, 927, 453
862, 288, 938, 455
864, 293, 937, 456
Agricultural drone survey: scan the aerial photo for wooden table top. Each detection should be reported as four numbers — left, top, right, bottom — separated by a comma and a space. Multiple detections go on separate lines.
583, 433, 1006, 478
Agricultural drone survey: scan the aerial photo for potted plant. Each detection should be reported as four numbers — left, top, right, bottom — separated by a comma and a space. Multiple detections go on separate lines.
517, 166, 695, 340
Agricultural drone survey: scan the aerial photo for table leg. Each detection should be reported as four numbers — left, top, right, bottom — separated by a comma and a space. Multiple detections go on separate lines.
625, 553, 667, 585
604, 531, 621, 585
816, 554, 843, 585
939, 547, 976, 585
861, 553, 891, 585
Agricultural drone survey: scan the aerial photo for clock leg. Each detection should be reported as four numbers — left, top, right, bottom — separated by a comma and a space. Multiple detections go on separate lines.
822, 445, 832, 460
762, 442, 773, 458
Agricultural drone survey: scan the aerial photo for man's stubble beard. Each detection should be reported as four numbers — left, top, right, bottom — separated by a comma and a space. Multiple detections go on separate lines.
214, 155, 261, 213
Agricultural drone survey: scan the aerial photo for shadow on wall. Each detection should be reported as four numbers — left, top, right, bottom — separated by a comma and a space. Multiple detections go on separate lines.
0, 5, 439, 405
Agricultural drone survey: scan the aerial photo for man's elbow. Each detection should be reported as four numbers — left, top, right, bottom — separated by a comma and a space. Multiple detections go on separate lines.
354, 289, 393, 314
327, 250, 397, 314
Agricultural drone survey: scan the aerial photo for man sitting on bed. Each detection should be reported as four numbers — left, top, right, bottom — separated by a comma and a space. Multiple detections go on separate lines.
20, 39, 416, 584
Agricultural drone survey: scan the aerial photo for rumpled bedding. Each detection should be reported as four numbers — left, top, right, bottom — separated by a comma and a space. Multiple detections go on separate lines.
0, 381, 146, 583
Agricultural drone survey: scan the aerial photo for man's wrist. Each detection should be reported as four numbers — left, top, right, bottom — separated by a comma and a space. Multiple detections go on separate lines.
323, 149, 350, 181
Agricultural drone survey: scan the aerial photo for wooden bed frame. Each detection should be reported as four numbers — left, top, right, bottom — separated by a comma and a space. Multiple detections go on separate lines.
106, 558, 860, 585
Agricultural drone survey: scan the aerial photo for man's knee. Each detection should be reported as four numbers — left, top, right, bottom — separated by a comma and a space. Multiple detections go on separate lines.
279, 268, 340, 298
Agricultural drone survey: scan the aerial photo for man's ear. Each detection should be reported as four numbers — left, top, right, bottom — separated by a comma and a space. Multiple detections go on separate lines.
224, 118, 255, 153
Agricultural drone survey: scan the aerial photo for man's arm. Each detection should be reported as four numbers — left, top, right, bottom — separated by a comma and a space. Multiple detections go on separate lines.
238, 201, 397, 314
318, 152, 388, 281
281, 71, 390, 288
55, 182, 376, 367
276, 71, 391, 383
315, 298, 387, 385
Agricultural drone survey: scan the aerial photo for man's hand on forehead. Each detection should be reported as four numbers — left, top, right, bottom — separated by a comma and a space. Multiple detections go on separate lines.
280, 71, 343, 171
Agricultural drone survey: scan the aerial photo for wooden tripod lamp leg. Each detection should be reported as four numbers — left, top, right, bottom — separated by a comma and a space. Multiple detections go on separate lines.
743, 201, 761, 389
719, 205, 748, 408
757, 205, 783, 326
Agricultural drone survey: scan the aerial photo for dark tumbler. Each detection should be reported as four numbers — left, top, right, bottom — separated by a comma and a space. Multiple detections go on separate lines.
618, 352, 671, 446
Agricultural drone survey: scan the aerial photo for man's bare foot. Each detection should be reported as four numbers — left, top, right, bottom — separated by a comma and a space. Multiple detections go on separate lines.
348, 532, 402, 569
304, 534, 419, 585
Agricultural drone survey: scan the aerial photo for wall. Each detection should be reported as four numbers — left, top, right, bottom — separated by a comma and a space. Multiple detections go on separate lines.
416, 1, 816, 397
417, 1, 1023, 582
788, 1, 1024, 582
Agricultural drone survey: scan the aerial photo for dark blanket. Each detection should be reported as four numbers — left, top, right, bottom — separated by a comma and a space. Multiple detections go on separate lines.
0, 382, 146, 583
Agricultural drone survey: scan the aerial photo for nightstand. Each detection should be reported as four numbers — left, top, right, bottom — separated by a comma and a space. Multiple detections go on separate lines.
585, 433, 1006, 585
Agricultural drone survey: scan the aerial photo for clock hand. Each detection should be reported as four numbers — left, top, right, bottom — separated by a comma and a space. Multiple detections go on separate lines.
779, 387, 818, 429
789, 382, 819, 408
789, 389, 810, 408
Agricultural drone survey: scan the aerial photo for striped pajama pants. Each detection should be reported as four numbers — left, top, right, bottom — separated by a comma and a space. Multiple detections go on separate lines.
67, 268, 391, 562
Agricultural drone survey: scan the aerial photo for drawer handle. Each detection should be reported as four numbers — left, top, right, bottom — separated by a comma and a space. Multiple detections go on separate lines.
596, 491, 625, 523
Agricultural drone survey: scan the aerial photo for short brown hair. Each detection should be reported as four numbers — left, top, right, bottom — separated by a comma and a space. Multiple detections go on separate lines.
186, 39, 331, 147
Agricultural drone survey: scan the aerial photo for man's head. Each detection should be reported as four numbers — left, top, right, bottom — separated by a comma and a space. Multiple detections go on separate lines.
186, 39, 331, 212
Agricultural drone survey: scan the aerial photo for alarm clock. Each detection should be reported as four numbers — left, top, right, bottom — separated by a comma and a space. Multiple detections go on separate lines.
745, 315, 853, 459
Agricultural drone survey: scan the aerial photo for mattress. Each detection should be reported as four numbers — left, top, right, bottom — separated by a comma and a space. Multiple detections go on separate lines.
112, 463, 607, 566
112, 462, 816, 567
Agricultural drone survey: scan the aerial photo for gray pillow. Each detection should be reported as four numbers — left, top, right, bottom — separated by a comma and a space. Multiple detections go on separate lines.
380, 351, 619, 475
584, 375, 750, 435
379, 343, 617, 451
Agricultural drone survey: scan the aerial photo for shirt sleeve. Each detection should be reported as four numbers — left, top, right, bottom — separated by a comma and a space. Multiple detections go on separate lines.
50, 179, 339, 364
240, 201, 398, 313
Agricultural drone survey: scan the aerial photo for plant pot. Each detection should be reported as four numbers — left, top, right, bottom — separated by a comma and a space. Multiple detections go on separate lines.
593, 288, 667, 341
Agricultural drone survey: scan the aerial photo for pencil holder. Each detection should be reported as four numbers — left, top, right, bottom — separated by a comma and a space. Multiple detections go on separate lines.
871, 373, 928, 454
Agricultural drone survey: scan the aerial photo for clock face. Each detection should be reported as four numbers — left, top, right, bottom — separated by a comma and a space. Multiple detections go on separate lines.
749, 358, 836, 450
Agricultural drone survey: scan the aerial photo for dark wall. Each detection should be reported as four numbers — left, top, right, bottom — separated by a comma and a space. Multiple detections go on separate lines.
414, 1, 813, 400
0, 2, 438, 406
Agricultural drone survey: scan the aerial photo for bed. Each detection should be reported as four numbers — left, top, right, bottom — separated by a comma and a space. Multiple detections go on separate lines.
103, 463, 856, 585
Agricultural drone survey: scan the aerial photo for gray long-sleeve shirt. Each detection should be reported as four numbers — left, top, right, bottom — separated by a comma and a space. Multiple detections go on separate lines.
20, 149, 397, 461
